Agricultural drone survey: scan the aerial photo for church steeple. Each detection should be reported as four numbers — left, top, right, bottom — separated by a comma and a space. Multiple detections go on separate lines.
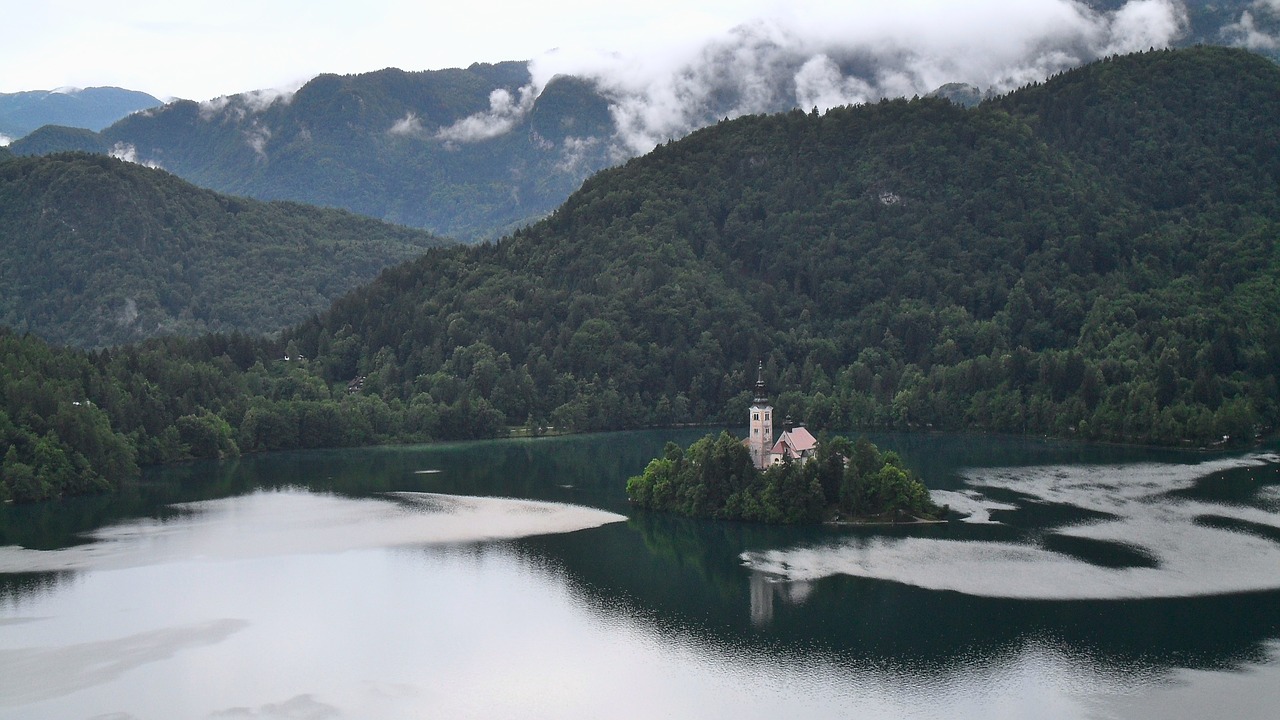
747, 361, 773, 469
753, 361, 769, 405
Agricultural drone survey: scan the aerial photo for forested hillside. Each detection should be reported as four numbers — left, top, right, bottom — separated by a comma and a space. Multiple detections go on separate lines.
2, 47, 1277, 503
0, 153, 450, 348
289, 46, 1278, 446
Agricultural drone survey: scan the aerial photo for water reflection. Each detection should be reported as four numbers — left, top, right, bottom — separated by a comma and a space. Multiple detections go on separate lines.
0, 431, 1277, 719
748, 571, 813, 626
743, 453, 1280, 599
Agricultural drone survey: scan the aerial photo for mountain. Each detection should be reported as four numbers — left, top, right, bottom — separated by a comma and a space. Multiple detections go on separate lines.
10, 64, 617, 242
284, 46, 1277, 444
2, 47, 1278, 502
0, 152, 451, 348
0, 86, 161, 141
9, 3, 1277, 244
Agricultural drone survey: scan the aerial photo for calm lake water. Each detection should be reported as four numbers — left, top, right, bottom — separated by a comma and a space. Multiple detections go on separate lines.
2, 430, 1279, 719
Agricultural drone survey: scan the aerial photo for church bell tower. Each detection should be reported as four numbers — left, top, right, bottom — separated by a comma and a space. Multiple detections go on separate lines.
748, 361, 773, 469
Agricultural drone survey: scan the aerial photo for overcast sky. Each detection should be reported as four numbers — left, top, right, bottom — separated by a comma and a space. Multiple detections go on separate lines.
3, 0, 785, 100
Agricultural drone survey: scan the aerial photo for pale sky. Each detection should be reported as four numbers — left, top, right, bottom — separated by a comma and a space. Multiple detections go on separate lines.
2, 0, 785, 100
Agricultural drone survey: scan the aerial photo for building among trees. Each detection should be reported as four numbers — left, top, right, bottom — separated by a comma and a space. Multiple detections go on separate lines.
745, 362, 819, 469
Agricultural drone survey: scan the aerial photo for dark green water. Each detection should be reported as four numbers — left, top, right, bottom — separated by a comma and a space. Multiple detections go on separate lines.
2, 430, 1278, 719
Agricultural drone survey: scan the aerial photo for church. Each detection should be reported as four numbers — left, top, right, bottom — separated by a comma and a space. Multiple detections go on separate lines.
745, 362, 818, 470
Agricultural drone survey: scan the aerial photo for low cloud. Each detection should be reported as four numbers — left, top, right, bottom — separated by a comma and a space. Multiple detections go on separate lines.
244, 124, 271, 160
1222, 1, 1280, 49
198, 84, 300, 122
109, 142, 162, 169
528, 0, 1190, 155
0, 133, 11, 147
388, 112, 426, 138
435, 84, 538, 144
1102, 0, 1189, 55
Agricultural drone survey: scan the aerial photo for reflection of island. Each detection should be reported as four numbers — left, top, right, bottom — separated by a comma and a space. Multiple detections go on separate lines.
749, 570, 812, 626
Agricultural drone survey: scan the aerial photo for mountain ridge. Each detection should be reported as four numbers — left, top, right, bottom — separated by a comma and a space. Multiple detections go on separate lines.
11, 2, 1277, 242
0, 86, 161, 141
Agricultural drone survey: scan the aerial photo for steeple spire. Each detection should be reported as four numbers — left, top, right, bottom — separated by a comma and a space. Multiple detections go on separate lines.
753, 360, 768, 405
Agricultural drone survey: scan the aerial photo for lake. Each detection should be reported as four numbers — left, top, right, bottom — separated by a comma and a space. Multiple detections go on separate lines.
2, 429, 1279, 719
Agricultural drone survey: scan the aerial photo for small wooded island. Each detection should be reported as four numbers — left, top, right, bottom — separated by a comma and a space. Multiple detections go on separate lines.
627, 366, 943, 524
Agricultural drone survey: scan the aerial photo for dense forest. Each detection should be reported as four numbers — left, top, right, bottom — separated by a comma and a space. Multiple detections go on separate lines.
0, 152, 450, 348
626, 432, 940, 524
2, 47, 1278, 503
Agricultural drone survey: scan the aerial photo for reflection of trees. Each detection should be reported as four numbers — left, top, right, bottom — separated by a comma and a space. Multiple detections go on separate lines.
0, 570, 73, 604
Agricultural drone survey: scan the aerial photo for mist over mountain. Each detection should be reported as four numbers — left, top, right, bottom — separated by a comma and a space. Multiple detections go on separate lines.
9, 1, 1278, 242
0, 86, 160, 144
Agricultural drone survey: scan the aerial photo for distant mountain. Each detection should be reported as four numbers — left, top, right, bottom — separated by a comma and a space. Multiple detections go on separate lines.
10, 64, 617, 242
7, 3, 1278, 243
0, 86, 161, 141
0, 152, 451, 348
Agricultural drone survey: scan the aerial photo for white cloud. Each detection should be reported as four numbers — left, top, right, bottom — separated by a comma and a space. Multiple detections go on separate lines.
1101, 0, 1188, 55
388, 112, 426, 137
109, 142, 162, 169
1222, 2, 1280, 50
794, 56, 874, 111
198, 85, 299, 122
244, 124, 271, 160
435, 84, 538, 144
529, 0, 1191, 155
0, 133, 11, 147
556, 135, 605, 174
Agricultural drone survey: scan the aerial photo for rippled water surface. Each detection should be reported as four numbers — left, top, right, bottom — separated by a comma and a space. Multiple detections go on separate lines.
2, 431, 1278, 719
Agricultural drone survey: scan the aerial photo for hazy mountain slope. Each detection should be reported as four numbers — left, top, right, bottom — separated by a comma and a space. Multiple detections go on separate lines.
11, 63, 616, 242
0, 86, 161, 140
0, 153, 451, 348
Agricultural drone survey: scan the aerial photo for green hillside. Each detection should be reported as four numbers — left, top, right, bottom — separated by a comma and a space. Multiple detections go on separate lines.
0, 152, 451, 348
2, 47, 1277, 503
290, 46, 1277, 445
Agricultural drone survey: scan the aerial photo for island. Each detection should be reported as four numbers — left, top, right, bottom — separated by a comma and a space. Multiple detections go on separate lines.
626, 431, 943, 524
626, 365, 944, 524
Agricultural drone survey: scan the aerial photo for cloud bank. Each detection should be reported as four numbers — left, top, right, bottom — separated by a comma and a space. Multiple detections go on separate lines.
527, 0, 1190, 154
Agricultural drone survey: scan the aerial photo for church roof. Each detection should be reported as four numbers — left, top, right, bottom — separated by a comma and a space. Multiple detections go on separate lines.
769, 426, 818, 458
783, 426, 817, 451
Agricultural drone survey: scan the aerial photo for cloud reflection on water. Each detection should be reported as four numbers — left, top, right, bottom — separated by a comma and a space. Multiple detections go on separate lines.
742, 453, 1280, 600
0, 490, 626, 575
